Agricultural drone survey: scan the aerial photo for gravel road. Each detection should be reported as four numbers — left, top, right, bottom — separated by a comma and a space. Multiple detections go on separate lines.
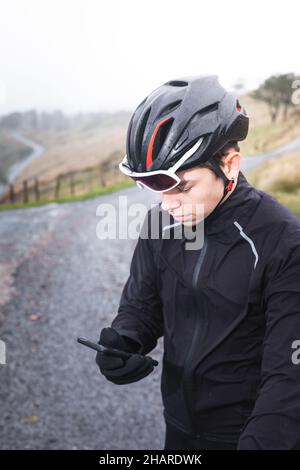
0, 187, 164, 450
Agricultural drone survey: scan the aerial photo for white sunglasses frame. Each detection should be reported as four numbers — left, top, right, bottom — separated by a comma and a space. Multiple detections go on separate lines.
119, 136, 204, 193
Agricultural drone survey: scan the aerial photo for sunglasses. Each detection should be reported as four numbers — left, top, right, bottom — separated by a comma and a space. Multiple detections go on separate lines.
119, 136, 204, 193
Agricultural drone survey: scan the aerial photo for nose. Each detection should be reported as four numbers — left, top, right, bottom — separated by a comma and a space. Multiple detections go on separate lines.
160, 193, 181, 212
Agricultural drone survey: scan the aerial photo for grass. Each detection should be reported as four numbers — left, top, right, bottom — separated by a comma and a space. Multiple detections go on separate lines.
271, 190, 300, 218
239, 111, 300, 157
0, 180, 135, 212
247, 149, 300, 218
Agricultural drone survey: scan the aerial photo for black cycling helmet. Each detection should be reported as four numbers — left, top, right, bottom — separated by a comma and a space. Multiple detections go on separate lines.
121, 75, 249, 201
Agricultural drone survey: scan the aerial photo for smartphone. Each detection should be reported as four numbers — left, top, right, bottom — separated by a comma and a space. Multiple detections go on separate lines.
77, 337, 131, 360
77, 336, 159, 366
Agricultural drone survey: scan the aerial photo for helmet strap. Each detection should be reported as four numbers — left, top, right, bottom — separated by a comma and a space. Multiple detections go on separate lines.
208, 156, 235, 209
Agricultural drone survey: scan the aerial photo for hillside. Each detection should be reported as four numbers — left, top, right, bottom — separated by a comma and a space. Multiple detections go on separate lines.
0, 130, 32, 184
247, 149, 300, 217
1, 95, 300, 194
238, 94, 300, 157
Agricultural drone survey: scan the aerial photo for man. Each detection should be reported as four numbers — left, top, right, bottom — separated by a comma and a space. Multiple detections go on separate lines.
96, 76, 300, 450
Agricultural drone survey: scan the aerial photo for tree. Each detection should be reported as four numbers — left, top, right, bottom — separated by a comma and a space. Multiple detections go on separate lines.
251, 73, 299, 123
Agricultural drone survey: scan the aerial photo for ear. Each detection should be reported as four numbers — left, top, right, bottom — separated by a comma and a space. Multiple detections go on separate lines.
223, 151, 241, 177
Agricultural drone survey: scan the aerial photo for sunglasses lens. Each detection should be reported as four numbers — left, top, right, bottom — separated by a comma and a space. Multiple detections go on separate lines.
131, 173, 178, 191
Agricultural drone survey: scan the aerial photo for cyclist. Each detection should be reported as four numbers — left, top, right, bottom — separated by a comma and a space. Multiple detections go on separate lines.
96, 76, 300, 450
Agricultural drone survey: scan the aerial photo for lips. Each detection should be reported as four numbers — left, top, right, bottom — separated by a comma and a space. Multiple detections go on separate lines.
171, 214, 192, 221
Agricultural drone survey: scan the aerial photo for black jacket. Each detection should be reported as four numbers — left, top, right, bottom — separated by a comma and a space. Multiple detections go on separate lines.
111, 171, 300, 449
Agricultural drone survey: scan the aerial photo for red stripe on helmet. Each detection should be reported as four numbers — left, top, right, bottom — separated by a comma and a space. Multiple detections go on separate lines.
146, 117, 172, 169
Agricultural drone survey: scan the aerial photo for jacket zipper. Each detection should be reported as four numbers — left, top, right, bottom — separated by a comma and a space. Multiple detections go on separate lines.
181, 233, 208, 438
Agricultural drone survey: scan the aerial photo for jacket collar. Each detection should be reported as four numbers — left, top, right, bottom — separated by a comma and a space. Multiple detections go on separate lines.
203, 171, 261, 238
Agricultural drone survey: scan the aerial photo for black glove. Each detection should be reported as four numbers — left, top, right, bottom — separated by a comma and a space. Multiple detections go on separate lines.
96, 327, 155, 385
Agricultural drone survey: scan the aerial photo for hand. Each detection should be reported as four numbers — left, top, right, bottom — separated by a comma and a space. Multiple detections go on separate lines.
96, 327, 155, 385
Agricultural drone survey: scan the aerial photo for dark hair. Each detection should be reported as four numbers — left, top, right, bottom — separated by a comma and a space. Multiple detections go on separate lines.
197, 140, 240, 174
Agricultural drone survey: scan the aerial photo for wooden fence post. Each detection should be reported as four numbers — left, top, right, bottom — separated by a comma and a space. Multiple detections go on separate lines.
55, 175, 61, 199
99, 164, 106, 187
9, 184, 15, 204
23, 180, 28, 203
70, 173, 75, 196
88, 169, 93, 192
34, 178, 40, 201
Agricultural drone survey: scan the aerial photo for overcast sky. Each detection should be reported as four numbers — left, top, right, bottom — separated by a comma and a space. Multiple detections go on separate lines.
0, 0, 299, 115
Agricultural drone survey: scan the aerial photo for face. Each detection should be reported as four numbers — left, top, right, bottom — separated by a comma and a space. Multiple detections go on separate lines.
160, 151, 241, 226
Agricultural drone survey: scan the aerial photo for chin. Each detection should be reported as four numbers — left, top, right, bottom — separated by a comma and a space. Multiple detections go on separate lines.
189, 214, 205, 226
181, 219, 196, 227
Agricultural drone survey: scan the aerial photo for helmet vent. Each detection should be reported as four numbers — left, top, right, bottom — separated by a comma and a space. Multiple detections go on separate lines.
136, 107, 151, 157
158, 100, 182, 118
198, 102, 218, 117
126, 115, 134, 157
166, 80, 188, 87
187, 103, 218, 132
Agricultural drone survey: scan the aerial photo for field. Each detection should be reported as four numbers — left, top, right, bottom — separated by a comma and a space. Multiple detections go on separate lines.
247, 149, 300, 218
13, 123, 128, 187
238, 94, 300, 157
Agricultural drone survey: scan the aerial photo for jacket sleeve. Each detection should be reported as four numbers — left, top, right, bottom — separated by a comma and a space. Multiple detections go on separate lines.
238, 239, 300, 450
110, 211, 164, 356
